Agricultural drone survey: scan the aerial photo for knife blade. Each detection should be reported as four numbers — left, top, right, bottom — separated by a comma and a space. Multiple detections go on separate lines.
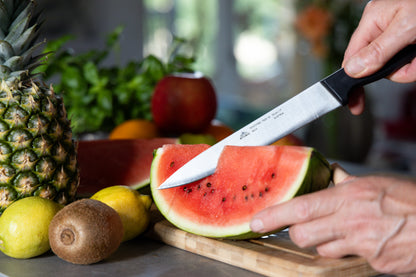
158, 44, 416, 190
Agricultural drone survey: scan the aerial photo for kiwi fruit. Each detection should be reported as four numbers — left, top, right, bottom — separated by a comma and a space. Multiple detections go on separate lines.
48, 199, 124, 265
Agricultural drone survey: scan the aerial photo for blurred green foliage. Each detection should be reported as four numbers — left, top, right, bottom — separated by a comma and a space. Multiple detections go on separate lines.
37, 27, 195, 136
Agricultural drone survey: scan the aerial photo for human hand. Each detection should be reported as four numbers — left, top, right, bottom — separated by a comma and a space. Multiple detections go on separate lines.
342, 0, 416, 115
250, 164, 416, 275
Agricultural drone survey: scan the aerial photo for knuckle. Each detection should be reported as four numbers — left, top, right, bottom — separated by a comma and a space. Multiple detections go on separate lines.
364, 0, 376, 11
400, 19, 416, 44
289, 225, 308, 247
316, 244, 338, 258
342, 179, 381, 201
315, 245, 328, 256
369, 259, 399, 275
362, 0, 381, 18
366, 41, 385, 67
294, 199, 310, 220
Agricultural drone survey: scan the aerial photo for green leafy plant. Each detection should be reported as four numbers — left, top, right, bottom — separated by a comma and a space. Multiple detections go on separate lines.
37, 27, 195, 136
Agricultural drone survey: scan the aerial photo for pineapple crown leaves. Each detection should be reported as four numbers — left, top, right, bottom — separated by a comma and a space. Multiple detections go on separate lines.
0, 0, 45, 84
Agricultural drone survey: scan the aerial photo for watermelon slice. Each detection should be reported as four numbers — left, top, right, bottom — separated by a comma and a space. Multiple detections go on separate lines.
77, 138, 177, 196
150, 144, 331, 239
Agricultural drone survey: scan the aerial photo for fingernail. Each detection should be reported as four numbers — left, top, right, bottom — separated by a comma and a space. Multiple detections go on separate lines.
345, 56, 366, 76
250, 218, 264, 232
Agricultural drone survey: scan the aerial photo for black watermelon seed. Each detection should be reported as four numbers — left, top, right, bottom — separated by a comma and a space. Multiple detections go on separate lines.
187, 189, 192, 193
203, 192, 207, 196
271, 173, 276, 178
170, 161, 175, 167
222, 197, 226, 202
245, 196, 248, 201
259, 191, 263, 197
207, 182, 212, 187
242, 185, 247, 191
265, 187, 270, 192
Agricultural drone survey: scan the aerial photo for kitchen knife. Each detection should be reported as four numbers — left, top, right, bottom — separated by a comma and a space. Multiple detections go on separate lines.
159, 44, 416, 190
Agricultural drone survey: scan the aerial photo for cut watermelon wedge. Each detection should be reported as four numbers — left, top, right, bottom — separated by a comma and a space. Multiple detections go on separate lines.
77, 138, 177, 196
151, 144, 331, 239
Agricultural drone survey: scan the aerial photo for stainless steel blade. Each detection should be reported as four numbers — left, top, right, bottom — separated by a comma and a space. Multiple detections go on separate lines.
158, 82, 341, 189
158, 45, 416, 189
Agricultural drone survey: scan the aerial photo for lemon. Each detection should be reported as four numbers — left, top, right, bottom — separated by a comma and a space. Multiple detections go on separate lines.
91, 186, 152, 242
0, 196, 63, 259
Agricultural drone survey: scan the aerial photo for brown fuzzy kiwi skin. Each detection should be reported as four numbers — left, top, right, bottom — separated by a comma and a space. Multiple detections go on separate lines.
48, 199, 124, 265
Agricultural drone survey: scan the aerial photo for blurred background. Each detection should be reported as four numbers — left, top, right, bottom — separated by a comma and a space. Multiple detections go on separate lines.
36, 0, 416, 174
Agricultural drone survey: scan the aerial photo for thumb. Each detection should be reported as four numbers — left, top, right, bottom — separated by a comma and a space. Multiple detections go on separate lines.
344, 41, 400, 78
343, 27, 414, 78
331, 163, 353, 185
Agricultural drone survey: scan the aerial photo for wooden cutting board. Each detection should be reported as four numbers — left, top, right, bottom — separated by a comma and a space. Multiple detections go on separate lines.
149, 219, 379, 277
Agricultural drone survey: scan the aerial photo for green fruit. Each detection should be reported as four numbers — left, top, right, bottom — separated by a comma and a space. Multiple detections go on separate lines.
179, 133, 217, 145
0, 196, 62, 259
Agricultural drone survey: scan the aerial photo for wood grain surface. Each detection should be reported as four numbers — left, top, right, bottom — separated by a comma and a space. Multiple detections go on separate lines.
149, 219, 379, 277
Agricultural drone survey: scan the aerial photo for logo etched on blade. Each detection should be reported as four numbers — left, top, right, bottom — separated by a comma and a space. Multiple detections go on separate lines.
240, 131, 250, 140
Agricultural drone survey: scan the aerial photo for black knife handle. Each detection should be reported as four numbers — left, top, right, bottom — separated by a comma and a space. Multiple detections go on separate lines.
321, 44, 416, 105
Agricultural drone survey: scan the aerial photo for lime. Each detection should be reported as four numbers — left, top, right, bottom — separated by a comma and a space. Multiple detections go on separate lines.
179, 133, 216, 145
91, 186, 152, 242
0, 196, 63, 259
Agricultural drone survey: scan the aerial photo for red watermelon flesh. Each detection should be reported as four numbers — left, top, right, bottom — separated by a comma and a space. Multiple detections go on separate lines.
151, 144, 331, 239
77, 138, 177, 196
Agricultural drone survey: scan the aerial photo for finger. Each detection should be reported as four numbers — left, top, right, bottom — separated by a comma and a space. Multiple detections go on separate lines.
315, 238, 354, 259
288, 214, 346, 248
347, 87, 366, 115
378, 178, 416, 215
342, 1, 385, 65
344, 15, 416, 78
250, 187, 341, 233
347, 38, 415, 78
317, 214, 411, 261
389, 57, 416, 83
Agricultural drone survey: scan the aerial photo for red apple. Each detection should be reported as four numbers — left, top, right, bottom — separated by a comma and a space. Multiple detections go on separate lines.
151, 72, 217, 134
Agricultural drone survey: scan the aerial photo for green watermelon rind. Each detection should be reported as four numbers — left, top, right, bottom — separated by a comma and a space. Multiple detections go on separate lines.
150, 146, 331, 240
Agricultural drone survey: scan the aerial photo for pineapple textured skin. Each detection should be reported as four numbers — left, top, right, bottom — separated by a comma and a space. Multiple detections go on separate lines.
0, 0, 79, 214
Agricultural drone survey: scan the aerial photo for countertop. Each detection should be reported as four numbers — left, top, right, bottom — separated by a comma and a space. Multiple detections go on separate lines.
0, 235, 264, 277
0, 161, 405, 277
0, 234, 394, 277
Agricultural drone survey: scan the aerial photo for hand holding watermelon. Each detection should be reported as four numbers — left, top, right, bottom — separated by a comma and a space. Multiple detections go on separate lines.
250, 164, 416, 275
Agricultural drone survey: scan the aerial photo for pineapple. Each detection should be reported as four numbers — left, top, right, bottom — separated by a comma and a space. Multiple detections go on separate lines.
0, 0, 78, 214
